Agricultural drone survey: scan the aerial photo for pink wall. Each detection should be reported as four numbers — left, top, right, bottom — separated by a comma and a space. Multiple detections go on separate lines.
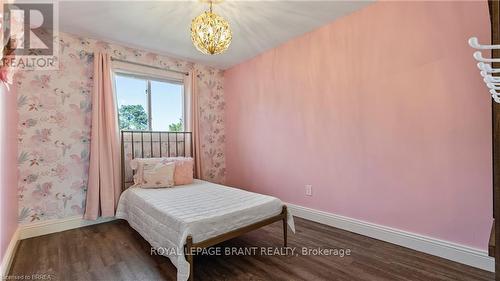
1, 83, 19, 263
225, 1, 492, 250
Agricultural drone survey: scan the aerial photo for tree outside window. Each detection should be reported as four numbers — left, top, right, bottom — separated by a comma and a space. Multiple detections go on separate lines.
118, 105, 148, 130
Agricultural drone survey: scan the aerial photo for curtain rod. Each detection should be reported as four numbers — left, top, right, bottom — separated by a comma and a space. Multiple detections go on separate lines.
110, 57, 189, 76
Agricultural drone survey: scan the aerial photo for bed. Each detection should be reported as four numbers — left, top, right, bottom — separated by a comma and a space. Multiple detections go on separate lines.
116, 130, 295, 281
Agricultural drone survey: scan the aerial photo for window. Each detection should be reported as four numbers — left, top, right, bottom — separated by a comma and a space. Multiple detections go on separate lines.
114, 73, 184, 132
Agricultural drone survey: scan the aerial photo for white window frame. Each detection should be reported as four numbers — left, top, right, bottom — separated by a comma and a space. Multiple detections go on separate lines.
112, 62, 187, 132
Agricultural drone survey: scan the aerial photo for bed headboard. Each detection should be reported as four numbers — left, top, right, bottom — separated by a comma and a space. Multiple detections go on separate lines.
120, 130, 193, 190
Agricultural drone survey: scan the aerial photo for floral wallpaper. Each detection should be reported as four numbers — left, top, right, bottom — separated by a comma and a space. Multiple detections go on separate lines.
15, 32, 225, 224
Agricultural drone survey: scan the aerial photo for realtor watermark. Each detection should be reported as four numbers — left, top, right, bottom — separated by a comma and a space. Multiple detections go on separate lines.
151, 246, 352, 258
3, 273, 55, 280
2, 1, 59, 70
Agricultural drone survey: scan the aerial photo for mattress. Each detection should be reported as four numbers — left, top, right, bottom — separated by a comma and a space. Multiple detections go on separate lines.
115, 179, 295, 281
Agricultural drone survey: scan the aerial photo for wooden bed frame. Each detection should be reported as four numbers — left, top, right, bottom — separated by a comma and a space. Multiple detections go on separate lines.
120, 130, 289, 281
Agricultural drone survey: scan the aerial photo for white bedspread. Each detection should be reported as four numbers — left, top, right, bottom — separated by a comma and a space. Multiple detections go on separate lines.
115, 179, 295, 281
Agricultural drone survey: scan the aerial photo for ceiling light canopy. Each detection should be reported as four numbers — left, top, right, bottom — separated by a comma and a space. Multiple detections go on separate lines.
190, 1, 232, 55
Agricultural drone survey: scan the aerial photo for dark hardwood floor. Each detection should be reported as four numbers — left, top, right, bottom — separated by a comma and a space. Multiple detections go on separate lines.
9, 217, 494, 281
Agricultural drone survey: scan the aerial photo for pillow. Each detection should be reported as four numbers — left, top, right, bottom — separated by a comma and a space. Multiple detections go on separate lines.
168, 157, 194, 185
129, 157, 194, 186
130, 158, 169, 186
140, 162, 175, 188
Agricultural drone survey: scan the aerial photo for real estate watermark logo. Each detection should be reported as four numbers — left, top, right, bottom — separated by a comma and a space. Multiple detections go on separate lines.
1, 1, 59, 70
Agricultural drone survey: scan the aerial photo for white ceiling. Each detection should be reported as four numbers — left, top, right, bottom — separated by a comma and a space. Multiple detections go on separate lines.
59, 1, 372, 69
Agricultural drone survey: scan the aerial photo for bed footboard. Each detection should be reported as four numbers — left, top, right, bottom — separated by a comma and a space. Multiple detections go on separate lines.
184, 205, 288, 281
185, 235, 194, 281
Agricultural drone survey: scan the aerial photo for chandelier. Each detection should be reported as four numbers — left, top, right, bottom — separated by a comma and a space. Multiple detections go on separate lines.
190, 1, 232, 55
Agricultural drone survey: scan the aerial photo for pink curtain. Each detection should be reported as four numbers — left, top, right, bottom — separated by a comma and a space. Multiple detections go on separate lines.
185, 70, 202, 179
84, 52, 121, 220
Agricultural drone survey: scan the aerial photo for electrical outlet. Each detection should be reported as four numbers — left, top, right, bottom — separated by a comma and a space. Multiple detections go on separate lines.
305, 185, 312, 196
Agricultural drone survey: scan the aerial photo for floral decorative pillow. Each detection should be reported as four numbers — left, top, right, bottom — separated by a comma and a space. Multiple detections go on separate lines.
140, 162, 175, 188
130, 158, 168, 186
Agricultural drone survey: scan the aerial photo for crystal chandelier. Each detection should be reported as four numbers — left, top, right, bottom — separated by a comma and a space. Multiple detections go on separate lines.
191, 1, 232, 55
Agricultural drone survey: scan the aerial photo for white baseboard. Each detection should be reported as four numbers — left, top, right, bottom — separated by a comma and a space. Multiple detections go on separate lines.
287, 203, 494, 272
19, 216, 116, 240
1, 227, 20, 278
